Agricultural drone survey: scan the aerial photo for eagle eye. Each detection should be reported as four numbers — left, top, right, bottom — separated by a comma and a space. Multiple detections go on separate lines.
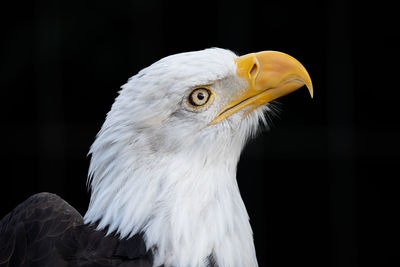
187, 87, 212, 108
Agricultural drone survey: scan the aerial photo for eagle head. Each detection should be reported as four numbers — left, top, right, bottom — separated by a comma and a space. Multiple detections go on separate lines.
85, 48, 312, 267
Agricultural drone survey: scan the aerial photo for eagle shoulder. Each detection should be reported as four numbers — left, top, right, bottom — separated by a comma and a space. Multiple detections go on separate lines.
0, 193, 153, 267
0, 192, 83, 266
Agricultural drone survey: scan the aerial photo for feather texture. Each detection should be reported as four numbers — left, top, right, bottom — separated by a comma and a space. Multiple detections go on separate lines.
0, 193, 153, 266
85, 48, 262, 267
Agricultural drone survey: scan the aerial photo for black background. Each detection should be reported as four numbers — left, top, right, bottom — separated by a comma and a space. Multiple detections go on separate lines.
1, 0, 399, 266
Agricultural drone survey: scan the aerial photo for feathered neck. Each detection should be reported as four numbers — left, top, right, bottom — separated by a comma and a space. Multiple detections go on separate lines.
84, 111, 261, 267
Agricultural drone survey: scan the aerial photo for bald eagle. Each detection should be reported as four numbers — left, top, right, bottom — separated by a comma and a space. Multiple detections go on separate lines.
0, 48, 312, 267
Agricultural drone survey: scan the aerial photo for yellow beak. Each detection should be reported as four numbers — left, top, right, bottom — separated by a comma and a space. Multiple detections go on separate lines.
210, 51, 313, 125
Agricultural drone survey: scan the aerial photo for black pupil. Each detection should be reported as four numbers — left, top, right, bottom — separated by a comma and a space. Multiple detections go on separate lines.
197, 92, 205, 100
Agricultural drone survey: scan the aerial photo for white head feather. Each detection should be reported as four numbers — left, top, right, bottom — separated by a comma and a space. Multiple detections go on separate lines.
84, 48, 271, 267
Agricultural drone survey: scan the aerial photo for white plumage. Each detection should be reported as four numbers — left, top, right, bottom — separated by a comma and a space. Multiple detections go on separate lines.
84, 48, 312, 267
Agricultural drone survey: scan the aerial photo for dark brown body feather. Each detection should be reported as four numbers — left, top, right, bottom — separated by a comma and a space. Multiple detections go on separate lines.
0, 193, 153, 267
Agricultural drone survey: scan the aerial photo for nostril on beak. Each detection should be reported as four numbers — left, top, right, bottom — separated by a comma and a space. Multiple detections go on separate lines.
249, 63, 258, 77
249, 62, 259, 86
